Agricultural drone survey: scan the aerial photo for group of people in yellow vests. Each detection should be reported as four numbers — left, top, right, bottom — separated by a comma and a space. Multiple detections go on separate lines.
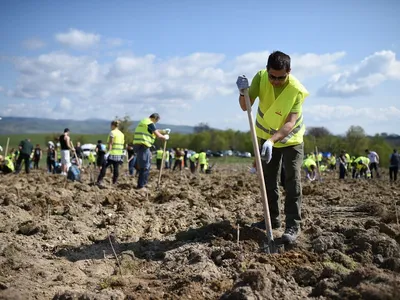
1, 113, 212, 191
155, 148, 209, 174
302, 149, 380, 181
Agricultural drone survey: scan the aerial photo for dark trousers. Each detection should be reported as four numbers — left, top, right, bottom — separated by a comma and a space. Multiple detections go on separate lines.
200, 164, 205, 173
47, 159, 56, 173
173, 159, 182, 171
33, 158, 40, 169
369, 162, 380, 178
262, 142, 303, 229
353, 167, 367, 178
190, 161, 196, 174
133, 145, 151, 189
1, 166, 12, 174
97, 159, 120, 184
390, 166, 398, 181
339, 163, 346, 179
16, 153, 31, 174
128, 157, 136, 175
280, 163, 286, 188
156, 159, 162, 170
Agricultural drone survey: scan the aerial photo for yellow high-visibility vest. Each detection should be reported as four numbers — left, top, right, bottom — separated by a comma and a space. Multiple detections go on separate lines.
198, 152, 207, 164
5, 157, 14, 172
303, 158, 316, 171
109, 129, 125, 155
133, 118, 156, 147
190, 153, 199, 162
354, 156, 370, 170
256, 70, 309, 148
156, 150, 164, 159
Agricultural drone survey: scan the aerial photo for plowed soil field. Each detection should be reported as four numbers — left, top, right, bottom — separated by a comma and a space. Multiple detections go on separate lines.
1, 165, 399, 299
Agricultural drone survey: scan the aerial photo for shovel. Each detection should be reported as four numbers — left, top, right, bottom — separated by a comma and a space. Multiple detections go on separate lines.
157, 140, 168, 189
241, 84, 278, 254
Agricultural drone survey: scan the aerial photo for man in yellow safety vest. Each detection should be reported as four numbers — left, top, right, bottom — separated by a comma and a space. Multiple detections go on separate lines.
237, 51, 309, 244
198, 150, 207, 173
133, 113, 170, 190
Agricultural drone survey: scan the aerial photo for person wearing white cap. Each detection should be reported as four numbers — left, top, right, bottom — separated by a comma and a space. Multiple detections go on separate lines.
46, 141, 57, 174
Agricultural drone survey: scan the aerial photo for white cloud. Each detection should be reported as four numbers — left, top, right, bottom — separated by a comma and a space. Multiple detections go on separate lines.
304, 104, 400, 122
55, 28, 100, 49
231, 51, 345, 81
1, 48, 380, 129
55, 97, 72, 111
22, 38, 46, 50
318, 51, 400, 97
106, 38, 125, 47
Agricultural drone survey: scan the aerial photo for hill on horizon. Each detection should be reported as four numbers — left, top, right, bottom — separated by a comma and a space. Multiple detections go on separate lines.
0, 117, 196, 135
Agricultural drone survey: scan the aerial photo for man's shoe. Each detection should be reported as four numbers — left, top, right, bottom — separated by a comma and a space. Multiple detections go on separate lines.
282, 227, 300, 244
251, 219, 281, 230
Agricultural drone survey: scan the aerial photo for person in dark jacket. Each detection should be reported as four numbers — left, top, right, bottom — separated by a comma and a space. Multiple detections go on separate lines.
15, 138, 33, 174
389, 149, 399, 182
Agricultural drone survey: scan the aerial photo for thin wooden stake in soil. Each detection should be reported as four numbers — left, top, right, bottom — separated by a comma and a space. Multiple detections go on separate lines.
315, 146, 322, 182
157, 140, 168, 189
47, 204, 51, 226
237, 224, 240, 246
108, 232, 122, 276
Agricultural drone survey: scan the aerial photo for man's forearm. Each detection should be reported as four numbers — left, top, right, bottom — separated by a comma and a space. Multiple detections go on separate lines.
270, 121, 295, 143
154, 130, 165, 139
239, 95, 255, 111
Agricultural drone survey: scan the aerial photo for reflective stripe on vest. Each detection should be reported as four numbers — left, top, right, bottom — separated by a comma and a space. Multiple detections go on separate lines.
133, 118, 156, 147
256, 113, 304, 144
109, 129, 125, 155
255, 70, 309, 148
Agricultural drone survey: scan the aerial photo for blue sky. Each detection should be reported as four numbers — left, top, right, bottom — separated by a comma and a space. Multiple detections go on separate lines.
1, 0, 399, 135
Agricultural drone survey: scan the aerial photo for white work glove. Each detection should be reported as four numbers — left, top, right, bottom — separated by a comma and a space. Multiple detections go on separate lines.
261, 139, 274, 163
104, 152, 110, 160
249, 167, 257, 174
163, 134, 170, 141
164, 128, 171, 134
236, 75, 249, 94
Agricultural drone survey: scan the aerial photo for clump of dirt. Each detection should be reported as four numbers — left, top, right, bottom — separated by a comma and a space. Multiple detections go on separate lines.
0, 167, 400, 299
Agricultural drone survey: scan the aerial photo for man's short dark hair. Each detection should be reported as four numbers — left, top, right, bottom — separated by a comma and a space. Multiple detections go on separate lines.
149, 113, 160, 120
267, 51, 291, 72
64, 128, 70, 133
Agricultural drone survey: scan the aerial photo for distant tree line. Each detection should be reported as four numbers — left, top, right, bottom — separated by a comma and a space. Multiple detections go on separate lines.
45, 117, 397, 167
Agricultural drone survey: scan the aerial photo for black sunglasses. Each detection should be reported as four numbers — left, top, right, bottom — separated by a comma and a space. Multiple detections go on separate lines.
268, 73, 288, 81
